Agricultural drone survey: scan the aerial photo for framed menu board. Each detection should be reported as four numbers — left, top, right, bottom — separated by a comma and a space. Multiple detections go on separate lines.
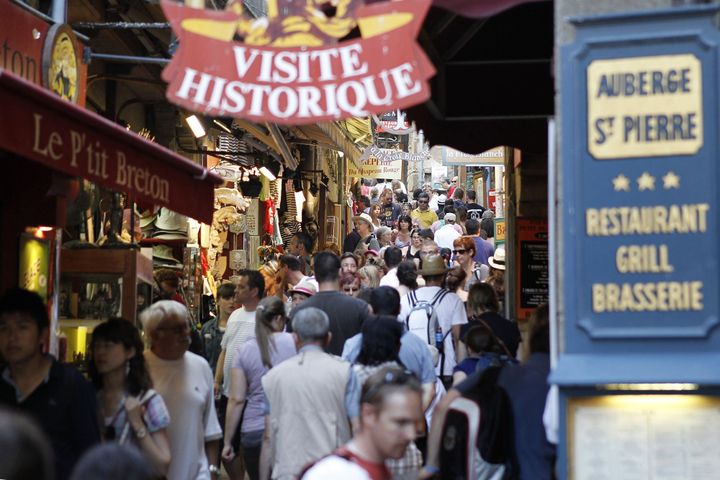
568, 395, 720, 480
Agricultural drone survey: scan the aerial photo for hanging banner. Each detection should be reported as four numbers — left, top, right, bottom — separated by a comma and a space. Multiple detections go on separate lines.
161, 0, 435, 125
348, 148, 403, 180
359, 144, 425, 163
19, 234, 51, 302
431, 145, 506, 166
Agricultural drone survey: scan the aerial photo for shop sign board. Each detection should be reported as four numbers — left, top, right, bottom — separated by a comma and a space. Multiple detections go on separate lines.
494, 217, 506, 248
431, 145, 505, 166
161, 0, 435, 125
559, 7, 720, 352
554, 8, 720, 479
348, 148, 403, 180
0, 72, 221, 224
515, 218, 548, 321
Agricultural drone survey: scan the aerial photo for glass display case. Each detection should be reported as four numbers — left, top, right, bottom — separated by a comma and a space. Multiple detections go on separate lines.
58, 248, 153, 367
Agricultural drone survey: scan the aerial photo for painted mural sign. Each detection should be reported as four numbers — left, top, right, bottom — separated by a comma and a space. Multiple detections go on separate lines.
161, 0, 435, 125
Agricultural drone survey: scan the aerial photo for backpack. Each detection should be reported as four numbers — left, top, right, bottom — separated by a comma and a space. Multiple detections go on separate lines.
439, 366, 519, 480
405, 289, 451, 370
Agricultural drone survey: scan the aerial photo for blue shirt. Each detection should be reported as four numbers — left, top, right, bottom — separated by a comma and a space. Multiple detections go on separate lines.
472, 236, 494, 266
341, 331, 437, 384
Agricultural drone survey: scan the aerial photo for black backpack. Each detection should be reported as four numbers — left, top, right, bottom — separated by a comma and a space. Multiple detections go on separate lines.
439, 365, 519, 480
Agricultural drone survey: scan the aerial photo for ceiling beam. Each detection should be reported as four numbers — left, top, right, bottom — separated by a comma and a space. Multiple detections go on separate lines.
442, 19, 487, 61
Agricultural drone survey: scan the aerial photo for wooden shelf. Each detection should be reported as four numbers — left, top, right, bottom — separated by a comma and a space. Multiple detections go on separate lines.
61, 248, 153, 324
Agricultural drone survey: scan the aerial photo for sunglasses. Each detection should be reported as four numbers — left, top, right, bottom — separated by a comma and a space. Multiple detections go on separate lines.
343, 286, 360, 293
418, 200, 429, 204
361, 369, 416, 404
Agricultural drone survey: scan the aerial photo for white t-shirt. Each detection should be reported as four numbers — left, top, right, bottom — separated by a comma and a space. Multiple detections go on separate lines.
378, 267, 400, 288
221, 307, 256, 396
145, 350, 222, 480
434, 224, 462, 250
301, 455, 371, 480
399, 286, 468, 376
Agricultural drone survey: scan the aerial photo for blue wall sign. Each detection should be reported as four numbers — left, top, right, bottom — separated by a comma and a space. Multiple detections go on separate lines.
556, 6, 720, 386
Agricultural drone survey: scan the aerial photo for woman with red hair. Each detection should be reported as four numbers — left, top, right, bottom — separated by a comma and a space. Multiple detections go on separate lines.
452, 236, 488, 293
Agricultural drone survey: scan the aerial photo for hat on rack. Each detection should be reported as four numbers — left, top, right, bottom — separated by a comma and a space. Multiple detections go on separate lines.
488, 247, 506, 270
155, 208, 188, 233
152, 244, 180, 263
351, 213, 375, 232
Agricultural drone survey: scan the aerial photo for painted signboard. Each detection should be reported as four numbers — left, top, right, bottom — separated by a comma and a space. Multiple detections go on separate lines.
0, 1, 88, 105
554, 8, 720, 479
560, 7, 720, 351
431, 145, 505, 166
348, 148, 403, 180
161, 0, 435, 125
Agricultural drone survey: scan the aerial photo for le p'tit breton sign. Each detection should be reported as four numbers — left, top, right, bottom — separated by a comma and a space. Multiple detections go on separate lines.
161, 0, 435, 125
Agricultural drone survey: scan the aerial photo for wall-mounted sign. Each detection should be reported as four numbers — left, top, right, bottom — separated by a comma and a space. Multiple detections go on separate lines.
515, 218, 549, 321
588, 54, 703, 159
1, 2, 87, 104
359, 145, 425, 163
494, 217, 506, 248
431, 145, 505, 166
19, 234, 50, 301
348, 148, 402, 180
161, 0, 434, 125
42, 24, 81, 103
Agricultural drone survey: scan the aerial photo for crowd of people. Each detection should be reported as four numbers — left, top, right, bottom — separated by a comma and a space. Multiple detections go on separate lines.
0, 181, 556, 480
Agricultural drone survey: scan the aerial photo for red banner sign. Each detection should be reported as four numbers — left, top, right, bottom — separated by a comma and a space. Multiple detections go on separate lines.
0, 72, 221, 223
161, 0, 434, 125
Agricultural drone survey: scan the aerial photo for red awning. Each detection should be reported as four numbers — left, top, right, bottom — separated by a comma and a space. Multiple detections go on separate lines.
0, 70, 222, 223
432, 0, 549, 18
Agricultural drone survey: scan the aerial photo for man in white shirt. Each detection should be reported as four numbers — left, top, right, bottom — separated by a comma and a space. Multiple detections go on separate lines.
214, 269, 264, 479
142, 300, 222, 480
434, 213, 462, 250
378, 247, 403, 289
399, 255, 467, 380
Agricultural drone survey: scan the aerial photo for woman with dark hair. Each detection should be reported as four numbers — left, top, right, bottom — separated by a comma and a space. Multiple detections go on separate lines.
222, 296, 296, 480
396, 260, 418, 298
444, 265, 468, 302
451, 324, 516, 386
394, 214, 413, 249
404, 228, 423, 262
459, 282, 521, 360
89, 318, 171, 476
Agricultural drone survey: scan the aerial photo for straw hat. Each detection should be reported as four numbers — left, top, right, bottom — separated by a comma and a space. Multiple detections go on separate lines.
417, 254, 449, 276
351, 213, 375, 232
488, 247, 506, 270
